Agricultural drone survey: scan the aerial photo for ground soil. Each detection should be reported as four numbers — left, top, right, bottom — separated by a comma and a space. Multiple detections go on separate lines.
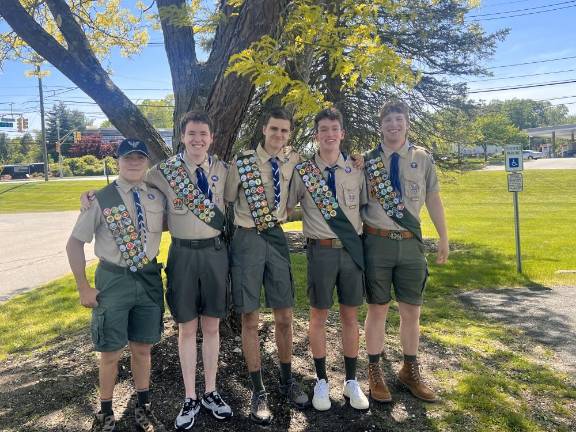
1, 234, 572, 431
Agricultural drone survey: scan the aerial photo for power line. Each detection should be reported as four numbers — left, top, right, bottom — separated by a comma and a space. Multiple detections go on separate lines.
466, 68, 576, 83
468, 78, 576, 93
471, 3, 576, 20
468, 0, 576, 17
486, 55, 576, 69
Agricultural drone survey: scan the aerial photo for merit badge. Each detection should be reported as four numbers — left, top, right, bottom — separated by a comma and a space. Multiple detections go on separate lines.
411, 162, 418, 168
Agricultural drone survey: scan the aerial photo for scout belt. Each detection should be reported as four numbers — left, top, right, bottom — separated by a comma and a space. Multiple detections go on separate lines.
295, 159, 364, 270
95, 182, 150, 272
158, 154, 224, 231
365, 147, 422, 243
236, 153, 290, 262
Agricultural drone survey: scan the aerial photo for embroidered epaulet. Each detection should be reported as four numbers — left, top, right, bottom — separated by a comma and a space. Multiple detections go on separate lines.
411, 145, 435, 163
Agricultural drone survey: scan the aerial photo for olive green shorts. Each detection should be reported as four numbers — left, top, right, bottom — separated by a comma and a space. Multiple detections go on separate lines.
230, 228, 294, 313
363, 234, 428, 305
165, 236, 230, 323
92, 261, 164, 352
306, 241, 364, 309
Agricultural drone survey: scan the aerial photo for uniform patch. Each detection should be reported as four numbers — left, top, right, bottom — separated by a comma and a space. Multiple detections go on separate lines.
211, 175, 219, 182
147, 193, 156, 200
411, 162, 418, 168
345, 166, 352, 173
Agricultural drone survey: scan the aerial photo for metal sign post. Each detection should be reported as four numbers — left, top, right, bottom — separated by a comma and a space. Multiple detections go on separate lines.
505, 146, 523, 273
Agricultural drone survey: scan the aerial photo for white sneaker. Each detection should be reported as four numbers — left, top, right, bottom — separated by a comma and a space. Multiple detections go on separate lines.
343, 379, 369, 410
312, 379, 331, 411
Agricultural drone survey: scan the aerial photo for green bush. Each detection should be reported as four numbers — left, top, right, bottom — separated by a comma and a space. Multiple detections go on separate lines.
63, 155, 104, 176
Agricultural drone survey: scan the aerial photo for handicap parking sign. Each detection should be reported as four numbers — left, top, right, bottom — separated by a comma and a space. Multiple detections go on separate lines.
509, 158, 519, 168
505, 146, 523, 172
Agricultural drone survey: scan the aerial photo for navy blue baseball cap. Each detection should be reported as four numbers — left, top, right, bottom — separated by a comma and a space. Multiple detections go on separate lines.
116, 139, 150, 158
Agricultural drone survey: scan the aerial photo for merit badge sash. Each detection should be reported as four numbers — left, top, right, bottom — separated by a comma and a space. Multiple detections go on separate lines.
295, 159, 364, 270
236, 152, 290, 262
365, 147, 422, 242
158, 154, 225, 232
95, 182, 150, 272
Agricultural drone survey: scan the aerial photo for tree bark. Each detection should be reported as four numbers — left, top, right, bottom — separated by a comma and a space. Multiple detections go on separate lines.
157, 0, 201, 151
0, 0, 171, 162
205, 0, 289, 161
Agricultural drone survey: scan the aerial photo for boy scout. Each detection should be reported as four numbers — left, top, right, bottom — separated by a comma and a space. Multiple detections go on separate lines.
66, 139, 166, 432
145, 111, 232, 429
362, 101, 449, 403
223, 107, 309, 424
287, 108, 369, 411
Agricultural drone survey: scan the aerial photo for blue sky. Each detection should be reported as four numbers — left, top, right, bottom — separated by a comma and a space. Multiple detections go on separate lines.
1, 0, 575, 135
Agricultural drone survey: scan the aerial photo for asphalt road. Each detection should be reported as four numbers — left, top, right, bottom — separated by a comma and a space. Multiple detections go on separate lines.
0, 211, 95, 302
459, 286, 576, 375
483, 157, 576, 171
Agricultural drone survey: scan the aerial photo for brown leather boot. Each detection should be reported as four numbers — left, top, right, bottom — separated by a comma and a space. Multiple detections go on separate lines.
368, 363, 392, 402
398, 360, 438, 402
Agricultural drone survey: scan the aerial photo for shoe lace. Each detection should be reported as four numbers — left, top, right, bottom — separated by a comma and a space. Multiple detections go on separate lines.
369, 363, 383, 382
409, 361, 422, 382
182, 399, 197, 414
347, 380, 363, 399
209, 391, 226, 408
315, 379, 328, 396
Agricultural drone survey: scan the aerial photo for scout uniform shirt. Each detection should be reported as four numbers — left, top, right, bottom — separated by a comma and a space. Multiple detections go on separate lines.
362, 141, 440, 231
71, 177, 165, 266
224, 144, 300, 228
288, 152, 366, 239
146, 152, 228, 240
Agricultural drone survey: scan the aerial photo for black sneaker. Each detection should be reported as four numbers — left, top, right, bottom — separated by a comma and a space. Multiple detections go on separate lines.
174, 398, 200, 431
92, 411, 115, 432
279, 378, 310, 409
250, 390, 272, 425
201, 390, 233, 421
134, 403, 165, 431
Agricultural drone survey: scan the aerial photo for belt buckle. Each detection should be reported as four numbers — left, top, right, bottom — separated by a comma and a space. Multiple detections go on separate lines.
388, 231, 403, 241
332, 239, 343, 248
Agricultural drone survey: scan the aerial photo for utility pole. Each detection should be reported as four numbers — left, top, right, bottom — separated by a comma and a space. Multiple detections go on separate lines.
37, 63, 49, 181
56, 117, 63, 177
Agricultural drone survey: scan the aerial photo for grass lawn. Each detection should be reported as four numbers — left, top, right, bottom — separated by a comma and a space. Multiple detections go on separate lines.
0, 180, 107, 213
1, 170, 575, 430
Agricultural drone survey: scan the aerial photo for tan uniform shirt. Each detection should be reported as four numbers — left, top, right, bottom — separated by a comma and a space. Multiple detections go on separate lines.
288, 152, 366, 239
362, 141, 440, 231
146, 152, 228, 240
224, 144, 300, 228
71, 177, 165, 266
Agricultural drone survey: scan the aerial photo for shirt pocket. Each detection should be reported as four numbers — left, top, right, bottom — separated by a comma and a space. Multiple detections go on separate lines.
145, 207, 164, 232
404, 174, 424, 202
342, 185, 359, 208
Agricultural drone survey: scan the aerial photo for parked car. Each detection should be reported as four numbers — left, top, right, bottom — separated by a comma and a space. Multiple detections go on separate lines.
522, 150, 544, 160
563, 149, 576, 158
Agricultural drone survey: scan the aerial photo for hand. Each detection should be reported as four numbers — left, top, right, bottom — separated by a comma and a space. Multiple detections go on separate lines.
80, 190, 96, 211
436, 237, 449, 264
350, 153, 365, 170
78, 285, 99, 308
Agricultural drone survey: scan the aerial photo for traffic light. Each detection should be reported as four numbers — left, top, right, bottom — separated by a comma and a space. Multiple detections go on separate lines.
16, 117, 23, 132
74, 131, 81, 143
22, 118, 28, 130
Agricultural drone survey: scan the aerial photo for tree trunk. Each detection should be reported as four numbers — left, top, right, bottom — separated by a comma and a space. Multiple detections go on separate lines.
205, 0, 289, 161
